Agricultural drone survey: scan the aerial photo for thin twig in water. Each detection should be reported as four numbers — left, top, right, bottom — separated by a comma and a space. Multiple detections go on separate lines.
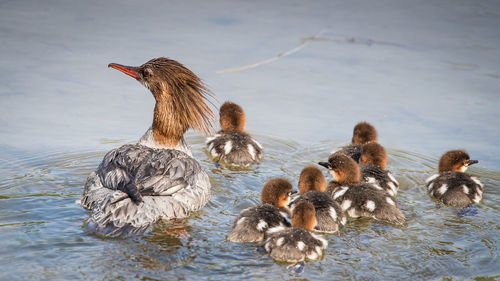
216, 29, 407, 74
216, 28, 328, 74
304, 36, 407, 48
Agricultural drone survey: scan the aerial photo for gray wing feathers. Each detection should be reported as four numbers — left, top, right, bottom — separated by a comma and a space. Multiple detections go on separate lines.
81, 144, 211, 237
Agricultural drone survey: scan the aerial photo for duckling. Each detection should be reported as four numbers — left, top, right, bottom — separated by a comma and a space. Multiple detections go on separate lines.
359, 142, 399, 196
319, 153, 405, 224
335, 121, 378, 163
206, 102, 262, 167
227, 178, 292, 243
290, 166, 345, 233
426, 150, 483, 207
264, 201, 328, 263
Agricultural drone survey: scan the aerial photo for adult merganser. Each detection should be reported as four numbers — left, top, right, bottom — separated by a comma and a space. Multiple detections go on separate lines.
359, 142, 399, 196
335, 121, 378, 163
80, 57, 216, 237
227, 178, 292, 243
319, 153, 405, 224
206, 101, 262, 167
290, 166, 345, 233
264, 201, 328, 263
426, 150, 483, 207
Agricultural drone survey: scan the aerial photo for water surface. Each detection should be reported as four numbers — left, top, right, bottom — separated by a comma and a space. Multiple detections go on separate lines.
1, 0, 500, 280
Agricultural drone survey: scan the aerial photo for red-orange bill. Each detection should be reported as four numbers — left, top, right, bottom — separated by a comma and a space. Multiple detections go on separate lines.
108, 63, 140, 80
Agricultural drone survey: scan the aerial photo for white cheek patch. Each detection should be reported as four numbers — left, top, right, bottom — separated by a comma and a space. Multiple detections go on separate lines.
427, 182, 434, 191
279, 211, 289, 219
297, 241, 306, 251
473, 194, 482, 203
329, 171, 337, 181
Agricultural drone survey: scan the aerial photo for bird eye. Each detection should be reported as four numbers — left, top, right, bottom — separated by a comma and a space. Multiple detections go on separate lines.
141, 68, 152, 78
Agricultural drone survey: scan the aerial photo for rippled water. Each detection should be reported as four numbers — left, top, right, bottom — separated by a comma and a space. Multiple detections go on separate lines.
1, 0, 500, 279
1, 134, 499, 280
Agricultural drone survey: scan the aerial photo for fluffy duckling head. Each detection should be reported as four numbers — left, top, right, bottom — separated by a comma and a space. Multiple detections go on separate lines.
219, 101, 246, 132
352, 121, 378, 145
438, 150, 478, 173
360, 142, 387, 169
318, 153, 360, 185
291, 200, 317, 231
261, 178, 293, 208
298, 165, 326, 194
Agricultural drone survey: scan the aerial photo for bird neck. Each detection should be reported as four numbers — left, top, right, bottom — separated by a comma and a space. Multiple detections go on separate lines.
152, 99, 188, 148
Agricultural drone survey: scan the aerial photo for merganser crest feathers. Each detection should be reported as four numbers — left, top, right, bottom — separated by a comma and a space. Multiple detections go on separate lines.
144, 58, 216, 145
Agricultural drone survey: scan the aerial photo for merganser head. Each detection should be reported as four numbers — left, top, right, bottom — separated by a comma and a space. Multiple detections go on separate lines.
291, 200, 316, 231
318, 153, 360, 185
219, 101, 246, 132
261, 178, 293, 208
108, 57, 216, 147
438, 150, 478, 173
360, 142, 387, 169
298, 165, 326, 194
352, 121, 378, 144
